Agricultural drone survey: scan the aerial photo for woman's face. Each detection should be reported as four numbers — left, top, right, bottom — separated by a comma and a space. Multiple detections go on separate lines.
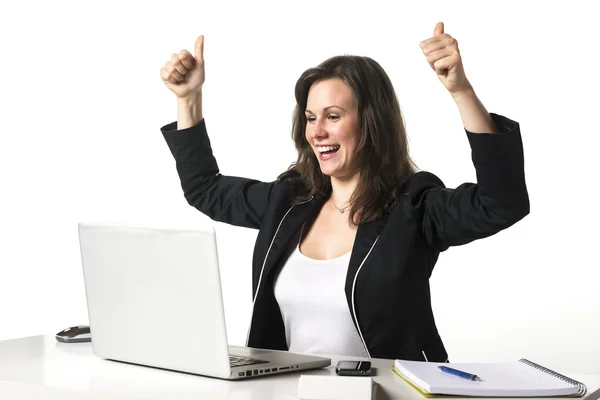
305, 78, 361, 180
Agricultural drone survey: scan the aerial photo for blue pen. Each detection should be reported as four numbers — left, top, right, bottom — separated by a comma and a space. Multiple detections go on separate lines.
438, 366, 480, 381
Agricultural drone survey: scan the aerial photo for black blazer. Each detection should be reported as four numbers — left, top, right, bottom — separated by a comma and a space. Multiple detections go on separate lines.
161, 113, 529, 362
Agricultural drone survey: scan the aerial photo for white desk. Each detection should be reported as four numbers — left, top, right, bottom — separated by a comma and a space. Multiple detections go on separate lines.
0, 335, 598, 400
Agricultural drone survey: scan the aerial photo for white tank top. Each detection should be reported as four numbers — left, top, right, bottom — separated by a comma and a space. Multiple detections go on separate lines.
273, 230, 368, 357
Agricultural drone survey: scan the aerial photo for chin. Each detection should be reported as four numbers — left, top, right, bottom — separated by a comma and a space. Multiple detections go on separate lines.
320, 169, 341, 178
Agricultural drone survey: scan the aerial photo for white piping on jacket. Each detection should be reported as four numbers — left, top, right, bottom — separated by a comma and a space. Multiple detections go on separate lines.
351, 235, 380, 359
245, 197, 313, 346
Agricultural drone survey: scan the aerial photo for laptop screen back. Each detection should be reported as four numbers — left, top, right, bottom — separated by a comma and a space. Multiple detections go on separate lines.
78, 223, 231, 378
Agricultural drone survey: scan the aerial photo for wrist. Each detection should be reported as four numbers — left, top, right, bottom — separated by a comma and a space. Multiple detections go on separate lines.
450, 83, 475, 103
177, 91, 203, 106
177, 91, 203, 130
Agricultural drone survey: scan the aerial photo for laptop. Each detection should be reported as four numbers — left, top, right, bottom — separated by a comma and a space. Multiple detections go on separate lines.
77, 222, 331, 380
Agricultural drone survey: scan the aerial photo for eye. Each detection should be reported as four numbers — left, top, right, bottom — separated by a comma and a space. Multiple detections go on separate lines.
305, 115, 339, 123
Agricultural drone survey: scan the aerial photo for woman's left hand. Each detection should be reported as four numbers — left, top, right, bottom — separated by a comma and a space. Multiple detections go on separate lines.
420, 22, 472, 95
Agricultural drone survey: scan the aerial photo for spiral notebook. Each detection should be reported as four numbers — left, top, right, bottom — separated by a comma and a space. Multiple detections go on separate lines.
392, 359, 587, 397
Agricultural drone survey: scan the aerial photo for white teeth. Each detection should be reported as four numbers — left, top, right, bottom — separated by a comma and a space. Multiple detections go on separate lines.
317, 145, 340, 153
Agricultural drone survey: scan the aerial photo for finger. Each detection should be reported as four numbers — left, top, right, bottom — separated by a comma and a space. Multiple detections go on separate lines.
421, 35, 457, 55
433, 22, 444, 36
194, 35, 204, 61
178, 49, 194, 69
170, 53, 188, 75
419, 33, 445, 50
160, 67, 179, 84
165, 62, 185, 81
433, 54, 459, 75
425, 48, 454, 69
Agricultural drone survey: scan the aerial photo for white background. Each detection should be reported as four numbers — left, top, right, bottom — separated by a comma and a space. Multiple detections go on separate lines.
1, 0, 599, 375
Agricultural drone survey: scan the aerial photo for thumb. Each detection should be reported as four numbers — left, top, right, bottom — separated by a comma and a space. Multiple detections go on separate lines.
433, 22, 444, 36
194, 35, 204, 61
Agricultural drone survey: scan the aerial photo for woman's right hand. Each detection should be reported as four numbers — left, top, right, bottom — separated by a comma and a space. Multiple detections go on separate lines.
160, 35, 205, 100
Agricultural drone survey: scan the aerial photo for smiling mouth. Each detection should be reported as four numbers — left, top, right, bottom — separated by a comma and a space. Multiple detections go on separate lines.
317, 146, 340, 161
317, 145, 340, 156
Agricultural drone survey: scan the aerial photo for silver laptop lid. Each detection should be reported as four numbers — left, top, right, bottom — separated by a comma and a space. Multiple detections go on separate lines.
78, 222, 231, 378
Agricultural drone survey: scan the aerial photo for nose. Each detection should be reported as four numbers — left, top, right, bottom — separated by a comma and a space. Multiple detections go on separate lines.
309, 118, 327, 140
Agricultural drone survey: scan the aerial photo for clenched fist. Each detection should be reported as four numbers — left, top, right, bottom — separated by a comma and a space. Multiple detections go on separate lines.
160, 35, 205, 100
420, 23, 471, 95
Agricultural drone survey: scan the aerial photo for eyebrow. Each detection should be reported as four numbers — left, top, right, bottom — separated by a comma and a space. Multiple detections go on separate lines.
305, 105, 346, 114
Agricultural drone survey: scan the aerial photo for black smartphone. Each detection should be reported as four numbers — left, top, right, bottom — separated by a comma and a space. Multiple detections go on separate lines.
335, 360, 372, 376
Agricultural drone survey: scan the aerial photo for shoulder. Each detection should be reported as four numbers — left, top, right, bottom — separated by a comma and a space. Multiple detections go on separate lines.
399, 171, 445, 197
390, 171, 446, 216
265, 169, 313, 209
277, 168, 302, 183
276, 168, 302, 193
276, 167, 315, 198
368, 171, 446, 220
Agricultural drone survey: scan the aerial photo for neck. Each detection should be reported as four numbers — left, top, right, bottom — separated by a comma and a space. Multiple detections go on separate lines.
329, 173, 360, 209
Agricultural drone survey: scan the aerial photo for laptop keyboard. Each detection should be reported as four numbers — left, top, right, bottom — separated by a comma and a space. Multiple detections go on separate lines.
229, 355, 269, 368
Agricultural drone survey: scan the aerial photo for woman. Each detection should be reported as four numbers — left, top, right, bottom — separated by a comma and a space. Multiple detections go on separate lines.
159, 23, 529, 362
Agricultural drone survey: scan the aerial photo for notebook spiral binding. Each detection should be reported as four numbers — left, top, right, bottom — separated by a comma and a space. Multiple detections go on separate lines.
519, 359, 587, 397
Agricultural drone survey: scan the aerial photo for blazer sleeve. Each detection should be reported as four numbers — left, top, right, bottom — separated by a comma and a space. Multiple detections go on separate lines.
161, 118, 275, 230
407, 113, 530, 252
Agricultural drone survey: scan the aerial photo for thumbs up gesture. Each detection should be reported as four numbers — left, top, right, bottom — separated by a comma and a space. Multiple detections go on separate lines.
420, 23, 471, 95
160, 35, 205, 100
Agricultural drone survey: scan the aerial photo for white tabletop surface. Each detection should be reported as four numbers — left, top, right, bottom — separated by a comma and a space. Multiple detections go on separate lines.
0, 335, 598, 400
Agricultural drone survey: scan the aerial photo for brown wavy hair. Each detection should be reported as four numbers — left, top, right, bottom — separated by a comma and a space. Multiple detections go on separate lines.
277, 55, 417, 225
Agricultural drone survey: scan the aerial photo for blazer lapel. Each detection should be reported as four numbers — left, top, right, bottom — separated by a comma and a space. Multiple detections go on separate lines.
261, 196, 325, 283
345, 215, 387, 303
259, 193, 388, 307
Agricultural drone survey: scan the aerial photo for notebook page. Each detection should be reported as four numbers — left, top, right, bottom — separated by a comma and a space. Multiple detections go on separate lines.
394, 360, 579, 397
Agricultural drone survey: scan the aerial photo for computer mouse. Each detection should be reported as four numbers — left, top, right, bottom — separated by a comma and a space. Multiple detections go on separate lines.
55, 324, 92, 343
